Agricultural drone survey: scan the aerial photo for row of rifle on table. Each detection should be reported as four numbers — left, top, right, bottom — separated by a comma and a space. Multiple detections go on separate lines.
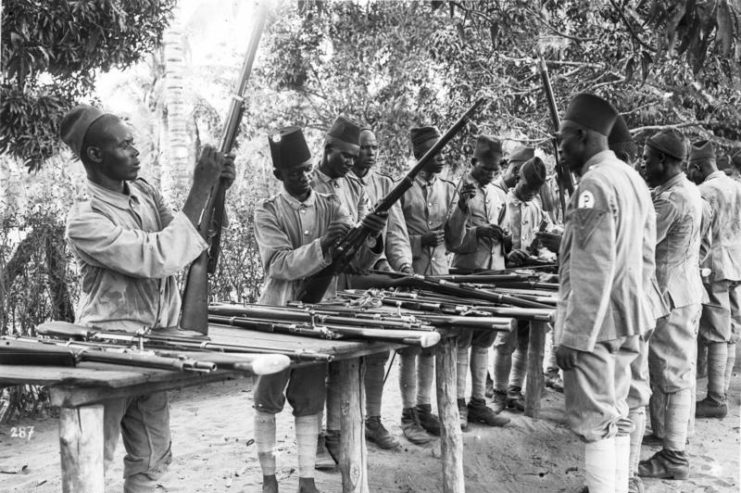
1, 7, 565, 376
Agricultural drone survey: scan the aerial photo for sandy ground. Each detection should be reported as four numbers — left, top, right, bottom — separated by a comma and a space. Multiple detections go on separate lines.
1, 360, 739, 493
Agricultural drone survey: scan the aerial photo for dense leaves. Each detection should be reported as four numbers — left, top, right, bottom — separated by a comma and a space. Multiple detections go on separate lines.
0, 0, 176, 171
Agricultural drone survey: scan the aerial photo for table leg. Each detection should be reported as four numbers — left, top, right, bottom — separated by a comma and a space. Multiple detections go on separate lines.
59, 404, 105, 493
436, 337, 464, 493
338, 357, 369, 493
525, 321, 548, 418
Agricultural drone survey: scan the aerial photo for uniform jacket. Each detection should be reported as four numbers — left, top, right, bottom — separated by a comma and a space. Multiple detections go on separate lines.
310, 168, 369, 223
449, 173, 508, 272
556, 151, 657, 352
652, 173, 705, 308
698, 171, 741, 283
354, 169, 413, 271
399, 174, 467, 275
502, 188, 553, 251
254, 190, 354, 306
66, 179, 207, 332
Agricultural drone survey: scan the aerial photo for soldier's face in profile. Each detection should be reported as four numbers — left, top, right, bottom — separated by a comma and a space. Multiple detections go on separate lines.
471, 155, 501, 185
557, 122, 585, 174
325, 145, 358, 178
276, 162, 313, 198
686, 162, 704, 184
642, 145, 664, 188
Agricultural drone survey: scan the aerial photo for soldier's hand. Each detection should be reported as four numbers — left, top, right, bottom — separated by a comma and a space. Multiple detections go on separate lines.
506, 249, 529, 267
556, 345, 581, 371
320, 222, 351, 255
221, 152, 236, 189
458, 183, 476, 212
193, 145, 225, 190
476, 224, 505, 242
362, 211, 388, 236
421, 229, 445, 247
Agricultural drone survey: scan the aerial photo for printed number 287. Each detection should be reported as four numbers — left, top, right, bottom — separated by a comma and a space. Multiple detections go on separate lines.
11, 426, 35, 440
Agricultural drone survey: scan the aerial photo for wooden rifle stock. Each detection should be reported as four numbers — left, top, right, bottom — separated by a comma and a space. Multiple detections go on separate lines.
537, 52, 574, 218
180, 5, 268, 334
296, 98, 488, 303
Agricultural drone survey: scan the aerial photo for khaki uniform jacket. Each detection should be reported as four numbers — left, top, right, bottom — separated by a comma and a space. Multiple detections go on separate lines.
652, 173, 705, 308
502, 189, 553, 251
399, 175, 467, 275
354, 169, 413, 271
698, 171, 741, 283
556, 151, 657, 352
310, 168, 369, 223
66, 179, 207, 332
450, 173, 508, 272
254, 190, 353, 306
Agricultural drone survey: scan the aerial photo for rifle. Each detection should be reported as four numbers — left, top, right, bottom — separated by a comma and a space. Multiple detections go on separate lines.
36, 320, 321, 364
537, 51, 574, 218
208, 315, 441, 348
295, 98, 488, 303
180, 5, 268, 334
1, 337, 215, 373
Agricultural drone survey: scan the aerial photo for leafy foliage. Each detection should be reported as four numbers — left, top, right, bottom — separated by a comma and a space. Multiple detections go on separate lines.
0, 0, 176, 171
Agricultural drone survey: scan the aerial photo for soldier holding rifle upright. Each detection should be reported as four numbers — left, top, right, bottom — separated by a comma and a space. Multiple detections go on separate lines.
252, 126, 385, 493
448, 135, 510, 429
396, 125, 467, 443
60, 105, 235, 492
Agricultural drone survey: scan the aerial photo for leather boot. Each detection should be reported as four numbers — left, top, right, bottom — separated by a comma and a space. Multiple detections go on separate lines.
491, 390, 507, 414
365, 416, 400, 450
507, 385, 525, 412
637, 449, 689, 480
695, 396, 727, 418
401, 407, 434, 445
467, 397, 510, 427
415, 404, 441, 436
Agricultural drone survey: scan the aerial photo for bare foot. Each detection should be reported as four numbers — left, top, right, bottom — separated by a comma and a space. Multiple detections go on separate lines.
262, 474, 278, 493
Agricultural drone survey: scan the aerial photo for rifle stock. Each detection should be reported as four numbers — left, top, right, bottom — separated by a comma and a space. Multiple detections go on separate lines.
180, 5, 268, 334
296, 98, 487, 303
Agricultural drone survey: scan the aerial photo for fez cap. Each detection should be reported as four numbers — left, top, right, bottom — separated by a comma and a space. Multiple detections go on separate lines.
325, 116, 361, 153
269, 126, 312, 169
563, 93, 618, 136
474, 135, 502, 163
608, 115, 637, 161
646, 129, 686, 162
520, 156, 547, 188
411, 126, 441, 158
507, 145, 535, 164
60, 104, 109, 158
689, 140, 715, 164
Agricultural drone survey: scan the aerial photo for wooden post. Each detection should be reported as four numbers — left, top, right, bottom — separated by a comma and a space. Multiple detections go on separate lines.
436, 337, 464, 493
525, 321, 548, 418
338, 357, 369, 493
59, 404, 105, 493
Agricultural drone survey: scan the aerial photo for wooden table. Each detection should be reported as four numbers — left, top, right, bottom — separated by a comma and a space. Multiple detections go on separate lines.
0, 325, 403, 493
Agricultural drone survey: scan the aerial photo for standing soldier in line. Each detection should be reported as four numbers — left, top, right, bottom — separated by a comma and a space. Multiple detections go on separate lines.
308, 116, 385, 467
350, 127, 414, 449
686, 141, 741, 419
396, 125, 467, 443
491, 156, 554, 414
60, 105, 235, 493
635, 129, 705, 482
448, 135, 511, 429
253, 127, 386, 493
555, 93, 656, 493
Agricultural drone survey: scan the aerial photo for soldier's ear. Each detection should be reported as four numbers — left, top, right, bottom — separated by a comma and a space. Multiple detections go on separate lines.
86, 145, 103, 164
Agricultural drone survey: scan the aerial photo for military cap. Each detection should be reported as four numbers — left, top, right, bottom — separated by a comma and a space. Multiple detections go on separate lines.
60, 104, 109, 158
646, 128, 686, 161
520, 156, 547, 188
608, 114, 638, 161
474, 135, 502, 164
507, 145, 535, 164
689, 140, 715, 164
563, 93, 618, 136
269, 126, 312, 169
410, 126, 441, 157
325, 116, 361, 153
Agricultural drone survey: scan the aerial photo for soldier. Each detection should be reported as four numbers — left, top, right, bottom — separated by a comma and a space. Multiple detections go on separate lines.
634, 129, 705, 482
555, 93, 656, 493
448, 135, 510, 429
60, 105, 234, 492
351, 127, 413, 449
686, 140, 741, 419
396, 125, 467, 443
493, 145, 534, 195
253, 126, 385, 493
309, 116, 384, 466
491, 156, 553, 413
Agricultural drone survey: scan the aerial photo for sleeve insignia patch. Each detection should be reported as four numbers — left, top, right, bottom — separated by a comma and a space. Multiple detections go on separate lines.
578, 191, 594, 209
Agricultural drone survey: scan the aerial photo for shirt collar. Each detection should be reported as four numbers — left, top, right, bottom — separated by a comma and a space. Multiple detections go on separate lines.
415, 174, 437, 187
87, 179, 139, 210
313, 168, 334, 184
583, 150, 616, 172
654, 172, 685, 194
507, 189, 524, 207
281, 189, 316, 210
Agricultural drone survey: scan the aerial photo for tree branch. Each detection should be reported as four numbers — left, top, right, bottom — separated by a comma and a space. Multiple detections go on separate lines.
630, 121, 707, 135
608, 0, 657, 53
